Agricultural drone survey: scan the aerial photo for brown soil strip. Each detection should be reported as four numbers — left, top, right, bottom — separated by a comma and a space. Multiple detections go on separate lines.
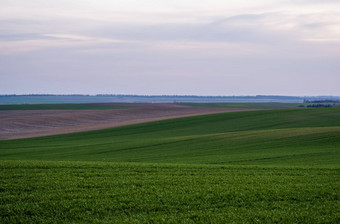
0, 103, 264, 140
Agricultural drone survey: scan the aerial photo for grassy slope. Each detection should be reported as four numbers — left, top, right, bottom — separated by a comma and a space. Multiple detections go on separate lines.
1, 108, 339, 223
1, 108, 339, 167
0, 104, 128, 110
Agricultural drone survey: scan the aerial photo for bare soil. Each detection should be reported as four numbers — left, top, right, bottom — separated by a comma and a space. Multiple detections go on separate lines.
0, 103, 263, 140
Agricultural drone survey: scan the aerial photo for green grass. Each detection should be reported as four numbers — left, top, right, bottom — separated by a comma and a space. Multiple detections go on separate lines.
1, 108, 339, 223
1, 161, 339, 223
0, 104, 129, 110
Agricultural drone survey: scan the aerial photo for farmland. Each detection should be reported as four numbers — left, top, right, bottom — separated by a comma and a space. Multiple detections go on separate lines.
0, 103, 129, 110
0, 107, 339, 223
180, 102, 305, 108
1, 161, 338, 223
0, 103, 251, 140
1, 107, 339, 165
181, 102, 340, 109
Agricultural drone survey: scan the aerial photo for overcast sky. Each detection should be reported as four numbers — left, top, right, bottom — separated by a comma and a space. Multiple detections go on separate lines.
1, 0, 339, 96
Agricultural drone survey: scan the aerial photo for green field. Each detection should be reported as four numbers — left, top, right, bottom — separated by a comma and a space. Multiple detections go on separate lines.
180, 102, 340, 108
0, 104, 128, 110
1, 108, 339, 166
1, 108, 339, 223
180, 102, 305, 108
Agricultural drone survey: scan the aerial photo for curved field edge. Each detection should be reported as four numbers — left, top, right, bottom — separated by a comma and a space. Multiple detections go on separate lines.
1, 108, 339, 167
1, 160, 339, 223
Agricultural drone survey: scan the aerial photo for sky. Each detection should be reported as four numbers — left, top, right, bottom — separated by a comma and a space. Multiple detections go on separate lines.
0, 0, 340, 96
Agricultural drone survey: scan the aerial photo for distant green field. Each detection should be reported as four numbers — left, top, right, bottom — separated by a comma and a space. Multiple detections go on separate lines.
181, 102, 340, 109
180, 102, 307, 108
1, 108, 339, 223
0, 104, 128, 110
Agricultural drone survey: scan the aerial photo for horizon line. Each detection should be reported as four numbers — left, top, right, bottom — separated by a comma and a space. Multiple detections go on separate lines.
1, 94, 340, 98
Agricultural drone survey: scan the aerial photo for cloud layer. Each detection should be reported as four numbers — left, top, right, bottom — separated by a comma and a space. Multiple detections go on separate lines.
1, 0, 340, 95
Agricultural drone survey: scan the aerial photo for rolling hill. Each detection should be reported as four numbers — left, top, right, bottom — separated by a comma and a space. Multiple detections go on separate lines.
1, 107, 339, 167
